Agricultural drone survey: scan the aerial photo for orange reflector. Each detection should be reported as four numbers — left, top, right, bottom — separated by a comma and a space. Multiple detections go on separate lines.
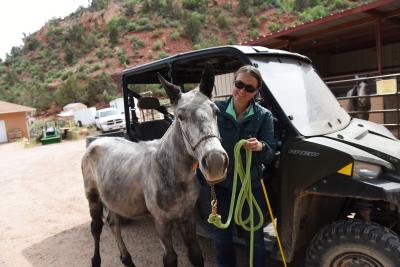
337, 163, 353, 176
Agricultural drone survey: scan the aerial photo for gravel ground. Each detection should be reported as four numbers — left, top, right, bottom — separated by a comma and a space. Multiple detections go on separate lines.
0, 139, 299, 267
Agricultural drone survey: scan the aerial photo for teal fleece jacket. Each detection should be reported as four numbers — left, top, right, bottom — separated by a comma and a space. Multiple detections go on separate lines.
215, 97, 276, 189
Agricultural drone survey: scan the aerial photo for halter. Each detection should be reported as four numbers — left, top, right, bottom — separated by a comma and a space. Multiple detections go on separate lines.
176, 119, 221, 154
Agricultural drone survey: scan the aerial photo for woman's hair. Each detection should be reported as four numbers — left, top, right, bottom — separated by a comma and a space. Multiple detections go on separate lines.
234, 65, 262, 90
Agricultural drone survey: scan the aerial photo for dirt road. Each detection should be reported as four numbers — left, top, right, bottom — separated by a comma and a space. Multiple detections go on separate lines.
0, 140, 221, 267
0, 139, 298, 267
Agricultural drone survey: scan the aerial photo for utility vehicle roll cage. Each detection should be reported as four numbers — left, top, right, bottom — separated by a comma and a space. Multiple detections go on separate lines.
121, 45, 310, 141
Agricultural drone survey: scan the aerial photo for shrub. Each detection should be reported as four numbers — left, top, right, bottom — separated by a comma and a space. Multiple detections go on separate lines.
126, 22, 137, 31
46, 26, 64, 40
24, 36, 40, 51
117, 48, 129, 65
299, 5, 328, 22
217, 14, 229, 29
153, 40, 164, 50
135, 24, 155, 32
84, 73, 118, 106
182, 0, 208, 11
63, 46, 74, 65
92, 64, 101, 72
56, 74, 85, 107
77, 65, 89, 79
106, 16, 128, 45
123, 0, 136, 16
170, 30, 180, 40
330, 0, 353, 10
107, 49, 114, 58
169, 20, 180, 28
138, 17, 150, 26
96, 49, 105, 59
223, 3, 232, 10
66, 24, 85, 44
249, 15, 259, 29
193, 35, 223, 49
268, 22, 283, 32
108, 25, 120, 45
90, 0, 109, 10
183, 12, 204, 41
158, 51, 170, 59
249, 29, 259, 38
152, 29, 162, 38
238, 0, 252, 15
131, 36, 145, 49
61, 71, 71, 81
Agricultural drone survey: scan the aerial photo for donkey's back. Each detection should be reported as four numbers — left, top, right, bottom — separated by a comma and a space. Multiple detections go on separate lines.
82, 137, 158, 218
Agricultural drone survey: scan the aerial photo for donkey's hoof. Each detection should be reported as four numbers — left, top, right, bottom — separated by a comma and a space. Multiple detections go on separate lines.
121, 254, 135, 267
91, 256, 101, 267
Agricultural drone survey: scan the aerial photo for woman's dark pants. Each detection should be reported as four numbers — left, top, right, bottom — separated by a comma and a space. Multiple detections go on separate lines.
211, 185, 267, 267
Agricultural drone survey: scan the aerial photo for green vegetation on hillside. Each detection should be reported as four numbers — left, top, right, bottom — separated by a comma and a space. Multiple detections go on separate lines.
0, 0, 370, 113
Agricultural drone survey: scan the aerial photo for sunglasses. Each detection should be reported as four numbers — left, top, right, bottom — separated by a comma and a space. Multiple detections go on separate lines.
234, 80, 258, 93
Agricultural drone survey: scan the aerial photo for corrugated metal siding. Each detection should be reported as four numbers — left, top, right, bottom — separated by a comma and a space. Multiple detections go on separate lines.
213, 73, 234, 100
0, 120, 8, 143
383, 42, 400, 67
327, 42, 400, 74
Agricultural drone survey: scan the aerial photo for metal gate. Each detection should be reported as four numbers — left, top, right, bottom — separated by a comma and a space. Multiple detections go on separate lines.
0, 120, 8, 143
327, 73, 400, 138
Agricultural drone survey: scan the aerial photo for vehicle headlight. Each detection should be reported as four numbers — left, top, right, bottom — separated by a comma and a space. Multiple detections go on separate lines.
353, 161, 382, 179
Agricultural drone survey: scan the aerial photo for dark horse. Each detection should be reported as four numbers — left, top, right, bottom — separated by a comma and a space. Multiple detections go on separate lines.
81, 65, 228, 267
346, 80, 371, 120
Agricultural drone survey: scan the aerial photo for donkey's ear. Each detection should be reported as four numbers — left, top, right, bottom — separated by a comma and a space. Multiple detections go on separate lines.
158, 73, 181, 105
199, 63, 215, 99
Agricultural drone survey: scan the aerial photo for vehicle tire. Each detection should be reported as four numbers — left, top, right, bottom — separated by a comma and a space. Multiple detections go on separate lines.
306, 220, 400, 267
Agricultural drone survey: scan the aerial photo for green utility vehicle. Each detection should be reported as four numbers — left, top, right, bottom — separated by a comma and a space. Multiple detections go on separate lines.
40, 121, 62, 145
94, 45, 400, 266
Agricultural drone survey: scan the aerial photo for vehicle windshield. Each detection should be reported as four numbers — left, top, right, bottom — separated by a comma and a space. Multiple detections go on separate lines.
251, 56, 350, 136
100, 109, 118, 117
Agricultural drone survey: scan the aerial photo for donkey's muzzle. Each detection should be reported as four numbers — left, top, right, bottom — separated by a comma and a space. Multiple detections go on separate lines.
201, 150, 228, 184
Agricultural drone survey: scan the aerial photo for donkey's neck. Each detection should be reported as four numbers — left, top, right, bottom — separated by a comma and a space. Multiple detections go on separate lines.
155, 122, 197, 178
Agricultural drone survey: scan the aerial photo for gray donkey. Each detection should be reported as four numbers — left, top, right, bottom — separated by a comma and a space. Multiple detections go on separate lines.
81, 65, 228, 267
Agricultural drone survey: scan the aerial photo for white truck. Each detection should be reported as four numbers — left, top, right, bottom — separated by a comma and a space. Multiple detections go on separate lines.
95, 107, 125, 133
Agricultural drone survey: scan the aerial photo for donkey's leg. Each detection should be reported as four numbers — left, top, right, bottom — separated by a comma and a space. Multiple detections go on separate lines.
88, 189, 104, 267
178, 214, 204, 267
155, 220, 177, 267
107, 212, 135, 267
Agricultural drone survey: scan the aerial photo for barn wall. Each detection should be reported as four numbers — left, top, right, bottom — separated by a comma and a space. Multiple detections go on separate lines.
0, 112, 30, 142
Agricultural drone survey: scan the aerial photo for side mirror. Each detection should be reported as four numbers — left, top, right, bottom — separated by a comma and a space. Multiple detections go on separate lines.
95, 116, 98, 119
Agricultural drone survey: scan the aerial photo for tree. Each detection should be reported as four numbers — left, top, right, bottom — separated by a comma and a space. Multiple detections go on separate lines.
64, 46, 74, 65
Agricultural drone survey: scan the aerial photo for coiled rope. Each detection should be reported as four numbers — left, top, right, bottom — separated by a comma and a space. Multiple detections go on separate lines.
207, 139, 287, 267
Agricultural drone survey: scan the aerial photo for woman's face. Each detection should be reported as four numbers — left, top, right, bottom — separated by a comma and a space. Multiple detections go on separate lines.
232, 72, 259, 106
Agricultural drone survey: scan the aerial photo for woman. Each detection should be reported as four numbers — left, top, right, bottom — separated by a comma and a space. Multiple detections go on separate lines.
213, 65, 276, 267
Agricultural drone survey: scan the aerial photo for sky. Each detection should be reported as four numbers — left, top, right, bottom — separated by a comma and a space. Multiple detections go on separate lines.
0, 0, 90, 60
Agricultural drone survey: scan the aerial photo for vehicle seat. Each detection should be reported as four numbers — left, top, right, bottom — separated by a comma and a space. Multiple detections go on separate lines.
46, 127, 55, 135
136, 97, 171, 141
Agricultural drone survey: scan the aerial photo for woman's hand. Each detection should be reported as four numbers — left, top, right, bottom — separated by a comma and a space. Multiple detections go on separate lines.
244, 138, 263, 151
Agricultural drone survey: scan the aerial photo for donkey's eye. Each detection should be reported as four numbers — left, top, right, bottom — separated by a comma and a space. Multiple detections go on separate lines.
177, 113, 185, 121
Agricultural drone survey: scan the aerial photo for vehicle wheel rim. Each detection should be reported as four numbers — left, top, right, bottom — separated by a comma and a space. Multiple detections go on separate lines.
332, 252, 384, 267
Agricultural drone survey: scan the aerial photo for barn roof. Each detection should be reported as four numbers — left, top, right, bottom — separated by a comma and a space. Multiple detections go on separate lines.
0, 101, 36, 115
243, 0, 400, 54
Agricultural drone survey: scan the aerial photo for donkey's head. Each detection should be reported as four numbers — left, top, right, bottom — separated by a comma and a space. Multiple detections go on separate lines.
158, 64, 228, 184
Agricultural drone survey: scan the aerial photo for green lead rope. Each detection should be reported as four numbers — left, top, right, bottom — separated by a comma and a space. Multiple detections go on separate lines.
208, 139, 264, 267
